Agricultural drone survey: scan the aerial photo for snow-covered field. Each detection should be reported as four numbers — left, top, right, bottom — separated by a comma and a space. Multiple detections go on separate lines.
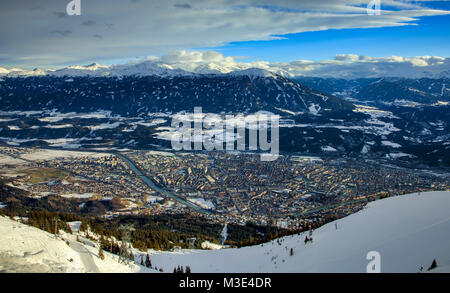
59, 193, 96, 199
14, 149, 111, 161
187, 198, 215, 210
0, 153, 27, 165
147, 191, 450, 273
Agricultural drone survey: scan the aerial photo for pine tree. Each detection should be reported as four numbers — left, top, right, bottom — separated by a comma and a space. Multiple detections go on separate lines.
140, 255, 145, 266
427, 259, 438, 271
290, 248, 294, 256
185, 265, 191, 273
99, 244, 105, 260
145, 253, 152, 268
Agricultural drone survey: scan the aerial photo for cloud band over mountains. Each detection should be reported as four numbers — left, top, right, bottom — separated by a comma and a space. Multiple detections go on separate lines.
2, 50, 450, 79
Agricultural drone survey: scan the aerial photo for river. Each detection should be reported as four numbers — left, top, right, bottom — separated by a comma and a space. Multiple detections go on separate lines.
115, 153, 213, 214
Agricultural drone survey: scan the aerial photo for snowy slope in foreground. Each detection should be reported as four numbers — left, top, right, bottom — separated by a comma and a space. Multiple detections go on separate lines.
148, 191, 450, 273
0, 216, 153, 273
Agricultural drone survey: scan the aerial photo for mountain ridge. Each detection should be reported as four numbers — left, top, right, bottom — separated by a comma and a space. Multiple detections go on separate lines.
0, 74, 354, 115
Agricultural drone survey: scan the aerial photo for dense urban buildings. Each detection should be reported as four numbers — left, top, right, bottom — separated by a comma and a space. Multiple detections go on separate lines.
1, 146, 448, 230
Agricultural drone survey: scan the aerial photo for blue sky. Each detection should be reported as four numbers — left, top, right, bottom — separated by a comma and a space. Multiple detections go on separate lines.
208, 11, 450, 63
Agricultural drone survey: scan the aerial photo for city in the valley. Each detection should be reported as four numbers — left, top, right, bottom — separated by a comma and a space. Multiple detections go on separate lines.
1, 145, 448, 230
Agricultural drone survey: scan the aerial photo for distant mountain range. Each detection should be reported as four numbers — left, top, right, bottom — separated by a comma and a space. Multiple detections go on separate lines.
294, 77, 450, 106
3, 61, 448, 108
0, 70, 354, 115
2, 56, 450, 79
0, 65, 448, 167
0, 60, 245, 78
0, 62, 190, 78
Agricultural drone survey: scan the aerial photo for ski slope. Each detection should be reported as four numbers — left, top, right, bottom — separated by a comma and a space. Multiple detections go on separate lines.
146, 191, 450, 273
0, 216, 155, 273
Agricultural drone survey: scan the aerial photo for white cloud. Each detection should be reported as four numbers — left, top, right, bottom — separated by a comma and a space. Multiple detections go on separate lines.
334, 54, 360, 62
267, 54, 450, 78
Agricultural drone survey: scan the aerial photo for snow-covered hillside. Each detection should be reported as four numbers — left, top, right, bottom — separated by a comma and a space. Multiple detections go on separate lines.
0, 216, 155, 273
1, 191, 449, 273
146, 191, 450, 273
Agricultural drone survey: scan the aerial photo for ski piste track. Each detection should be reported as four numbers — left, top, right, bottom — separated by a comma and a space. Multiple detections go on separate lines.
69, 240, 100, 273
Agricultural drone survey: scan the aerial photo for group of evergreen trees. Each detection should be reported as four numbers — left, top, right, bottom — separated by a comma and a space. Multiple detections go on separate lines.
173, 265, 191, 273
139, 254, 152, 268
0, 209, 74, 235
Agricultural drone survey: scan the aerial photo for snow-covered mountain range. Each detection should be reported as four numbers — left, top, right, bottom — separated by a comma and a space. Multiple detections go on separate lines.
0, 71, 354, 114
2, 55, 450, 79
0, 62, 273, 78
295, 77, 450, 105
0, 60, 448, 166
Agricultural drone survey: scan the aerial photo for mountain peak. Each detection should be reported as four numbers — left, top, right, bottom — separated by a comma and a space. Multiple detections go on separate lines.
227, 68, 274, 80
0, 67, 9, 75
109, 61, 194, 77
